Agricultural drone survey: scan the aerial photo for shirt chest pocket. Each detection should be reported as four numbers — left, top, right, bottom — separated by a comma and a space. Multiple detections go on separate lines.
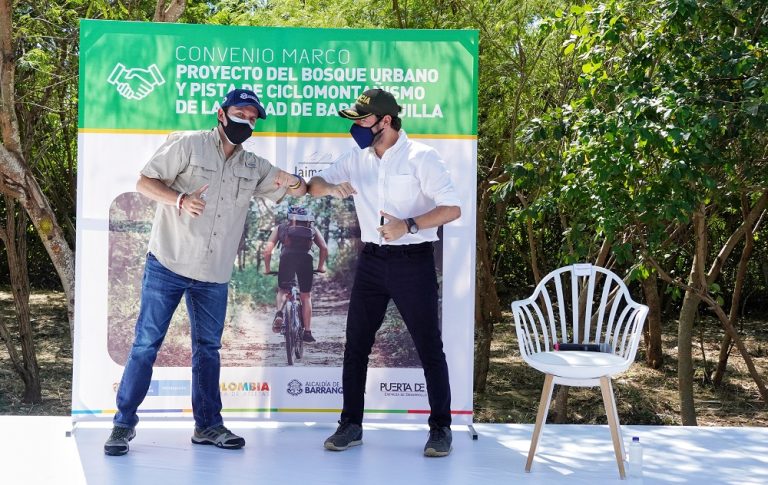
233, 165, 259, 207
189, 156, 217, 188
387, 174, 419, 202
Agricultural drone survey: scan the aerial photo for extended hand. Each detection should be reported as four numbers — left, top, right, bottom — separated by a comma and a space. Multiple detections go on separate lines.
183, 184, 209, 217
330, 182, 356, 199
377, 211, 407, 242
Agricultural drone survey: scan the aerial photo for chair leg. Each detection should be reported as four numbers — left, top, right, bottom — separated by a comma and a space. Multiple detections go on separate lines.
600, 376, 626, 479
526, 373, 555, 472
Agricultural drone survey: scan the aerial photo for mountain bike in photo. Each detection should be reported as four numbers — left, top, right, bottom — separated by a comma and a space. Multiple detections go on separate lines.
266, 272, 308, 365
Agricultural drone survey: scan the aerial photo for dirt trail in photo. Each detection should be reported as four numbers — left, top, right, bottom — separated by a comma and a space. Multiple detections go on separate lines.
222, 276, 349, 367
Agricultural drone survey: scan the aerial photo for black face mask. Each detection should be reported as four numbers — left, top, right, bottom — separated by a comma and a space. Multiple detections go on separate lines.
220, 112, 254, 145
349, 117, 384, 149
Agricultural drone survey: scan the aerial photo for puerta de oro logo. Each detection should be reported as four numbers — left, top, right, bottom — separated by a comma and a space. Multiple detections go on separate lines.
379, 381, 427, 397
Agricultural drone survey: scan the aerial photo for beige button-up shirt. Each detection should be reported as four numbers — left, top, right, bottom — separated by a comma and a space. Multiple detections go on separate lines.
140, 129, 285, 283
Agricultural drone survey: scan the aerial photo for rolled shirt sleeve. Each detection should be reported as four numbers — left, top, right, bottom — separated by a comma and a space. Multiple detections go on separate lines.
249, 155, 288, 203
140, 132, 189, 185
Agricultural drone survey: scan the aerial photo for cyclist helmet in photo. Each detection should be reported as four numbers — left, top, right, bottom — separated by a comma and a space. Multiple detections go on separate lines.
286, 205, 314, 222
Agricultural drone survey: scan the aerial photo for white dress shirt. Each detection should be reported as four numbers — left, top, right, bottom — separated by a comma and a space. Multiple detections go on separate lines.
317, 130, 461, 245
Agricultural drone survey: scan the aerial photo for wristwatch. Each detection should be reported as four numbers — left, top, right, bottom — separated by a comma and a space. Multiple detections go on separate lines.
406, 217, 419, 234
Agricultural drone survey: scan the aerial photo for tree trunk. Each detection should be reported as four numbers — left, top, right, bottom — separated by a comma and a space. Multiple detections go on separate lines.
474, 213, 501, 392
712, 202, 758, 386
0, 148, 76, 338
1, 1, 75, 340
674, 193, 767, 424
391, 0, 405, 29
523, 211, 542, 283
677, 206, 707, 426
707, 297, 768, 404
473, 320, 492, 394
0, 195, 42, 403
641, 272, 663, 369
474, 153, 504, 394
647, 193, 768, 412
154, 0, 186, 22
552, 386, 569, 423
650, 257, 768, 407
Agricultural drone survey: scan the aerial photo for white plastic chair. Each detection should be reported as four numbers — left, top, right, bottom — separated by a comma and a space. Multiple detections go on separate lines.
511, 263, 649, 479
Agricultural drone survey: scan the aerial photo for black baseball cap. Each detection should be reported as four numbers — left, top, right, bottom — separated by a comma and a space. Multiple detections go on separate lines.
221, 88, 267, 119
339, 89, 402, 120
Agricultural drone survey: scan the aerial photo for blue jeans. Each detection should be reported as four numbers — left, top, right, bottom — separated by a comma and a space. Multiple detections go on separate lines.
113, 253, 228, 430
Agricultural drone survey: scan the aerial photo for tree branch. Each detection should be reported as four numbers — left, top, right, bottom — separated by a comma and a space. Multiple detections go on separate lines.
0, 0, 21, 153
644, 254, 768, 406
154, 0, 186, 23
706, 190, 768, 284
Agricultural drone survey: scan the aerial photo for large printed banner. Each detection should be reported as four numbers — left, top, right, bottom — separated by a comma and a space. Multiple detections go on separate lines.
75, 20, 478, 424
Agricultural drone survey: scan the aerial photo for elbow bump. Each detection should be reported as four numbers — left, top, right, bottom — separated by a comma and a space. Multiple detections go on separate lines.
445, 205, 461, 222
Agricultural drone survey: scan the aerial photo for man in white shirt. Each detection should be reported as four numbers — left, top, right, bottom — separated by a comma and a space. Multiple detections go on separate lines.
308, 88, 461, 457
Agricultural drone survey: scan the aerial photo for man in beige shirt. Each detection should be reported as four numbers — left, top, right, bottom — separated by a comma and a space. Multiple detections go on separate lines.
105, 89, 306, 456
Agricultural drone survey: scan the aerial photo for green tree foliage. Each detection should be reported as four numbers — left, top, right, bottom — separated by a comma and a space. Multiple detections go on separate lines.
525, 0, 767, 255
513, 0, 768, 422
3, 0, 768, 420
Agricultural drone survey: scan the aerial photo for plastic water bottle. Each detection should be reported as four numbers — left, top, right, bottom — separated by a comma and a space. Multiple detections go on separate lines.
628, 436, 644, 478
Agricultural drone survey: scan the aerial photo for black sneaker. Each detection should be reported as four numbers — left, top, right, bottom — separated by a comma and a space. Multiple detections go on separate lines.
303, 330, 316, 343
272, 312, 283, 334
324, 421, 363, 451
104, 426, 136, 456
424, 426, 452, 457
191, 425, 245, 449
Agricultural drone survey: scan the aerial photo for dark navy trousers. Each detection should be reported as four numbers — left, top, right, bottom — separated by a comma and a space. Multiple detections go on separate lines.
340, 242, 452, 428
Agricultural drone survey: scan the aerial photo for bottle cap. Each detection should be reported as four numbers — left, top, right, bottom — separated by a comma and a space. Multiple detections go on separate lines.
632, 436, 640, 442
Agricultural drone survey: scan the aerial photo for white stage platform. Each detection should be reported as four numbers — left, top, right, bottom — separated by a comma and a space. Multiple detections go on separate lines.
2, 417, 766, 484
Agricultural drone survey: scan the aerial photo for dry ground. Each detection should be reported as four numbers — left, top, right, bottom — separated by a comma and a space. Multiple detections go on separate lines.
473, 315, 768, 426
1, 289, 766, 426
0, 290, 71, 415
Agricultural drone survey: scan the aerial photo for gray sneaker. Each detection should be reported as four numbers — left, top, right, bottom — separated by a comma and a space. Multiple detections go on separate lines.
424, 426, 452, 457
104, 426, 136, 456
324, 421, 363, 451
191, 425, 245, 449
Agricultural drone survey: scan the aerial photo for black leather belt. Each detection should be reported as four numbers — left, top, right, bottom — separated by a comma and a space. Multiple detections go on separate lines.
363, 241, 433, 255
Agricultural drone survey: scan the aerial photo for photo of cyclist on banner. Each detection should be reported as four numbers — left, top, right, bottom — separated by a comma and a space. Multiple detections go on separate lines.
263, 204, 328, 344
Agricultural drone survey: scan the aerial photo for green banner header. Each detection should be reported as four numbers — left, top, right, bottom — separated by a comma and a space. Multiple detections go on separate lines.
79, 20, 478, 136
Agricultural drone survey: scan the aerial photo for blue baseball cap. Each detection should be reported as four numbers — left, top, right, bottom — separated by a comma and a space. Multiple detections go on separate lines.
221, 89, 267, 119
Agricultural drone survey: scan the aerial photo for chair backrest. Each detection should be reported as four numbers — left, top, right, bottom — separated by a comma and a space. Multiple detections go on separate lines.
512, 263, 649, 367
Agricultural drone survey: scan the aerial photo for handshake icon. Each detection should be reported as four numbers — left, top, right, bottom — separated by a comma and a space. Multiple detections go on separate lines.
108, 63, 166, 100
